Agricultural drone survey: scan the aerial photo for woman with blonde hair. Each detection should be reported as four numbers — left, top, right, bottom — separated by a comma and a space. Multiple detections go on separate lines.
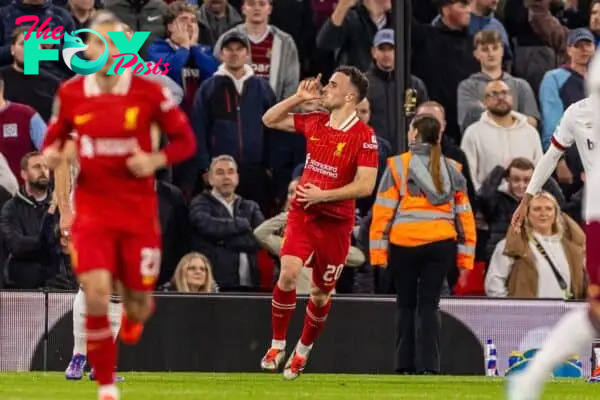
168, 252, 217, 293
486, 191, 586, 299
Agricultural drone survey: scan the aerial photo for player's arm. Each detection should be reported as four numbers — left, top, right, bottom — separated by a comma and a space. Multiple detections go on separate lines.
42, 88, 74, 168
511, 111, 573, 231
53, 140, 75, 230
262, 75, 322, 132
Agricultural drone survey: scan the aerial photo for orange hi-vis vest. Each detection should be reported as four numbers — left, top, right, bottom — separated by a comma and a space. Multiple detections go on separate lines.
369, 152, 476, 270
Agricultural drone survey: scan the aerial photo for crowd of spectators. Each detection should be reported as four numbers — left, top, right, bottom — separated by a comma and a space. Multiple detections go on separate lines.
0, 0, 595, 300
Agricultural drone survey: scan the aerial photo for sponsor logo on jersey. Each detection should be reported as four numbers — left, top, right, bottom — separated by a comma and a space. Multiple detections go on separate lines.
363, 134, 378, 150
79, 135, 139, 158
305, 155, 338, 178
588, 138, 596, 151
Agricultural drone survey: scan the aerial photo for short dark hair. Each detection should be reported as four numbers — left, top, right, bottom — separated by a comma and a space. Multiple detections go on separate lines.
592, 0, 600, 9
437, 0, 469, 11
507, 157, 535, 175
11, 26, 28, 45
335, 65, 369, 104
20, 151, 41, 171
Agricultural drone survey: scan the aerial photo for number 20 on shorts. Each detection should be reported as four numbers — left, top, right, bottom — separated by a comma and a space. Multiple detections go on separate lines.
140, 247, 161, 285
323, 264, 344, 283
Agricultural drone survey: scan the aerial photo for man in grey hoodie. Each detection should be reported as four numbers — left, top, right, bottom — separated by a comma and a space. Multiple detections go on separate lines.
213, 0, 299, 101
457, 29, 539, 133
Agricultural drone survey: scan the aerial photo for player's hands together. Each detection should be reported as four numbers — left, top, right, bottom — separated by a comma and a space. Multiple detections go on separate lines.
296, 74, 323, 102
296, 183, 328, 209
126, 147, 159, 178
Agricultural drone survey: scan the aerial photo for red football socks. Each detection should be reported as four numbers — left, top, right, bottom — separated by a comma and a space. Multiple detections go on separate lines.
300, 298, 332, 347
119, 297, 154, 345
271, 285, 297, 341
86, 315, 116, 386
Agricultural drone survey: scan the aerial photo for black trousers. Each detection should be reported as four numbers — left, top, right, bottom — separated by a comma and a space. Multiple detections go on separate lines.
389, 239, 456, 374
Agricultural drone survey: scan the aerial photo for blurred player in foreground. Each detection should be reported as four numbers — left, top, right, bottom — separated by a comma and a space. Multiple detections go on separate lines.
62, 19, 184, 381
508, 52, 600, 399
42, 13, 196, 400
260, 67, 378, 379
57, 141, 124, 382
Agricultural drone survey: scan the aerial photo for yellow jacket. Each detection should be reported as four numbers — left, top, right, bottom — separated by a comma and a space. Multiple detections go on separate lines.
369, 152, 476, 269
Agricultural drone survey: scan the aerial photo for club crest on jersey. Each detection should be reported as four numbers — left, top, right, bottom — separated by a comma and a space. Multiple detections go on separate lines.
334, 142, 346, 157
2, 123, 17, 138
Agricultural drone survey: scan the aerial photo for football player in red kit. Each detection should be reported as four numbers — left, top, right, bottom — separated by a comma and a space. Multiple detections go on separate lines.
261, 66, 378, 379
41, 13, 196, 400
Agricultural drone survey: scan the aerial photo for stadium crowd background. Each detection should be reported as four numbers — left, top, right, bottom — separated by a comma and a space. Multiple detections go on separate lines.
0, 0, 592, 299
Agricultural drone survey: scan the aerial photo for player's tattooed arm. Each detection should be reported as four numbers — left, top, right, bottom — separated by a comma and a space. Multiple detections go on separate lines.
262, 74, 322, 132
53, 140, 75, 233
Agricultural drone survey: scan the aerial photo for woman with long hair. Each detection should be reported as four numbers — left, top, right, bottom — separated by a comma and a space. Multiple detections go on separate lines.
370, 114, 476, 374
168, 252, 217, 293
486, 192, 586, 299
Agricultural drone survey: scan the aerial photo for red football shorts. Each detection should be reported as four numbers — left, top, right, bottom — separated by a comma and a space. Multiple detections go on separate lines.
280, 206, 354, 292
70, 221, 162, 292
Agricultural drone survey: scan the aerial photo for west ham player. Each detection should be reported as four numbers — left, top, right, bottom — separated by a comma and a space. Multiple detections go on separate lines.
508, 55, 600, 398
42, 13, 196, 400
261, 67, 378, 379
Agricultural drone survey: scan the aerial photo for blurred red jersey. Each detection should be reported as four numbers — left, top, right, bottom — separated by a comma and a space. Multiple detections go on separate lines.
292, 112, 378, 220
42, 71, 196, 233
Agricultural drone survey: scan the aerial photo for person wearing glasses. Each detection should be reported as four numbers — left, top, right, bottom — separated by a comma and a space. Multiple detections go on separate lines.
461, 79, 543, 192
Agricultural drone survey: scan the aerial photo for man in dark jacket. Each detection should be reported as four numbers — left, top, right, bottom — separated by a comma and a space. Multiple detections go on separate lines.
0, 152, 53, 288
478, 157, 565, 263
0, 0, 76, 79
366, 28, 428, 151
411, 0, 480, 144
316, 0, 392, 72
189, 155, 264, 291
198, 0, 242, 47
0, 26, 60, 122
157, 180, 189, 286
192, 31, 277, 209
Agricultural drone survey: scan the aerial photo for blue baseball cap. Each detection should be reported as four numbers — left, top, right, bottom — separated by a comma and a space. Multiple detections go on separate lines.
373, 29, 394, 47
568, 28, 594, 47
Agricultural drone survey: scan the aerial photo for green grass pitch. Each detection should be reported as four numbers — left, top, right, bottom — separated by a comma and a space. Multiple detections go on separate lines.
0, 373, 599, 399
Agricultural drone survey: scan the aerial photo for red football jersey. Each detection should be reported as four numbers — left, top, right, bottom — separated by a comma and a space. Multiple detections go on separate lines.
292, 111, 378, 220
42, 71, 196, 233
